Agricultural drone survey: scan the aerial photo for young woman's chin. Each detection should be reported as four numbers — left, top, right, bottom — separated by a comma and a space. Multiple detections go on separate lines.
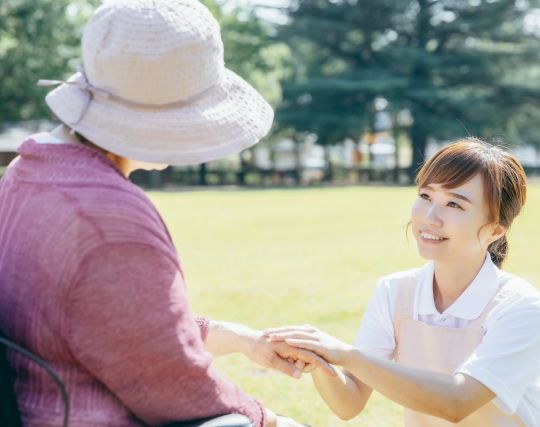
415, 241, 457, 264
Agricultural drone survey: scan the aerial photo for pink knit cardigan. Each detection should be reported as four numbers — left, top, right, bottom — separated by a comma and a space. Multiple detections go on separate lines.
0, 139, 264, 427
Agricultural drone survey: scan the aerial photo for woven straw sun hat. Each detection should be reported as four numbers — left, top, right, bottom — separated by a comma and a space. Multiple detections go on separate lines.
41, 0, 274, 166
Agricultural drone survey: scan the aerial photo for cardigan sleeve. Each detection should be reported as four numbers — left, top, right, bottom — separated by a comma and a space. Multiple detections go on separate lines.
194, 317, 210, 341
65, 242, 265, 427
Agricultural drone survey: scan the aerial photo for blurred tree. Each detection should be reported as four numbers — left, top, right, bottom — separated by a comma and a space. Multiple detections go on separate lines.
0, 0, 98, 127
1, 0, 289, 125
201, 0, 292, 184
508, 103, 540, 168
277, 0, 540, 179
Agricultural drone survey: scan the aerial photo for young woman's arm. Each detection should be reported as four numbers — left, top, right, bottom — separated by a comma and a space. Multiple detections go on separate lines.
264, 279, 394, 420
341, 349, 493, 422
310, 368, 373, 420
267, 328, 494, 423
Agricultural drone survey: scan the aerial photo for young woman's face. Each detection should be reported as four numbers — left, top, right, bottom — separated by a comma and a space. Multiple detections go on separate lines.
411, 173, 499, 264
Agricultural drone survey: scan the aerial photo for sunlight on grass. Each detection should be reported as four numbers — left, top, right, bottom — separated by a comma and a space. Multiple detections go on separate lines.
149, 184, 540, 427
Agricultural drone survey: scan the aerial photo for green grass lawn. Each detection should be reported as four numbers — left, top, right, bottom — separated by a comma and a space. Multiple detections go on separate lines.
149, 183, 540, 427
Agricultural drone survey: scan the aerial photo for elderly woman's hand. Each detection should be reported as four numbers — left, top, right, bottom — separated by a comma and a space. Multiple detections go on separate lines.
241, 329, 337, 378
204, 321, 336, 378
263, 325, 355, 367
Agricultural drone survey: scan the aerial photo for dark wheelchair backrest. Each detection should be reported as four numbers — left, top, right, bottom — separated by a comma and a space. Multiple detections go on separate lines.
0, 335, 23, 427
0, 335, 70, 427
0, 336, 251, 427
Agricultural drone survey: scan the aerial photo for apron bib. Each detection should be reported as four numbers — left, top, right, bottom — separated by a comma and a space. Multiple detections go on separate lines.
393, 279, 525, 427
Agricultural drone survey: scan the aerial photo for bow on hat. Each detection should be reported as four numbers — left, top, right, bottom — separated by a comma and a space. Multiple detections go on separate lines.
38, 69, 218, 127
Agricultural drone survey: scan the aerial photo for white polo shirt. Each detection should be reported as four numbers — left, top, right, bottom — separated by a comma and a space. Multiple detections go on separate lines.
354, 255, 540, 427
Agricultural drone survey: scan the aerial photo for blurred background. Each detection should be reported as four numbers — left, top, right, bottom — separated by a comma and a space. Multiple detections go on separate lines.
3, 2, 540, 425
3, 0, 540, 186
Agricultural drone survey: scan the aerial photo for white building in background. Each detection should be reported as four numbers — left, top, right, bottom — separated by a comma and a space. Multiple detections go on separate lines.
0, 122, 53, 151
251, 136, 322, 169
0, 126, 33, 153
509, 145, 540, 168
1, 123, 539, 175
0, 122, 53, 168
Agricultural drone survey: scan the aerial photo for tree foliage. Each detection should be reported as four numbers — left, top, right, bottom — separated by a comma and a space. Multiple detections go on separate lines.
203, 0, 291, 107
0, 0, 289, 130
0, 0, 98, 126
277, 0, 540, 174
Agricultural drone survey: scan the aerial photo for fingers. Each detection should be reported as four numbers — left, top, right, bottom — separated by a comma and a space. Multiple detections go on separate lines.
285, 338, 324, 356
288, 357, 308, 372
266, 331, 319, 343
290, 357, 313, 373
263, 324, 317, 337
294, 359, 306, 370
302, 363, 316, 373
269, 354, 302, 379
279, 345, 337, 377
296, 360, 316, 373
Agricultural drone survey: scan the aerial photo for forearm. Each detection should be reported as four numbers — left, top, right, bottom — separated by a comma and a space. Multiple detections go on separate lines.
204, 320, 255, 357
342, 349, 491, 422
311, 368, 371, 420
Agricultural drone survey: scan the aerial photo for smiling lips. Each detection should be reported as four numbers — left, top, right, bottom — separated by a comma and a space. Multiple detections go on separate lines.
419, 231, 448, 242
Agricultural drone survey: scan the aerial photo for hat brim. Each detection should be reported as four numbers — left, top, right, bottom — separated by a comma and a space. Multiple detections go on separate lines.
44, 69, 274, 166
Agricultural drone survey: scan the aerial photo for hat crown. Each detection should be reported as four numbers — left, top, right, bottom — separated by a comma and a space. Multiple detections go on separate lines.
82, 0, 224, 105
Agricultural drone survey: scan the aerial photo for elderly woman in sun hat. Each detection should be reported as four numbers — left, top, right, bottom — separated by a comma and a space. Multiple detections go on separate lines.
0, 1, 333, 426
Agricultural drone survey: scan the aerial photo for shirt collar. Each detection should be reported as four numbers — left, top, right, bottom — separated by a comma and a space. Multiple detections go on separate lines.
417, 254, 500, 320
31, 132, 66, 145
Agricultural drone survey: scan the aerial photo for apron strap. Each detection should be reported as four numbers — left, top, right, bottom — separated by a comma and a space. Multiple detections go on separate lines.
393, 277, 418, 346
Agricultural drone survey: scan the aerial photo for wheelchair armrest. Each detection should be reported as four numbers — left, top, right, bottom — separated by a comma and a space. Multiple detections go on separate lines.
164, 414, 253, 427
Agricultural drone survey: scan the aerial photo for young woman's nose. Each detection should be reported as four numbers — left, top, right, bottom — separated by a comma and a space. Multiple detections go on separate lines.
424, 204, 443, 227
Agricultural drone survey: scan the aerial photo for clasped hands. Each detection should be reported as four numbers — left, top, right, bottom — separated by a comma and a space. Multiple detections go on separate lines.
206, 321, 355, 427
246, 324, 354, 379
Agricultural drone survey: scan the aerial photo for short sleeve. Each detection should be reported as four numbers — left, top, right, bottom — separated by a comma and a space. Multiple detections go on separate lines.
455, 296, 540, 414
65, 242, 264, 427
354, 278, 396, 360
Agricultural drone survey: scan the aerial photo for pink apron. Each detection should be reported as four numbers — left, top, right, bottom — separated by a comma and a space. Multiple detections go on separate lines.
393, 279, 525, 426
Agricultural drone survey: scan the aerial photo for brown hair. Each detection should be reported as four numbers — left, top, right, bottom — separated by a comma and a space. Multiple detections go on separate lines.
416, 137, 527, 267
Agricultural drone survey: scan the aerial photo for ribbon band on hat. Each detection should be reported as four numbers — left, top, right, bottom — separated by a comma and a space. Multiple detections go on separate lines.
38, 70, 221, 127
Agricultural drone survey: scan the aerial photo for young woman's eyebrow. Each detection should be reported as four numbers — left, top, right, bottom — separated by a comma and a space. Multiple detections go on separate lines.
423, 185, 473, 204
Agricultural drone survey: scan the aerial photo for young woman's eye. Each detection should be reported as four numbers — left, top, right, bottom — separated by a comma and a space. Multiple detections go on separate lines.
419, 193, 430, 200
447, 201, 463, 210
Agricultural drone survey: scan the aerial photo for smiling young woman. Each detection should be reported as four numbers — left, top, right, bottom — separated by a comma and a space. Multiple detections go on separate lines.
265, 138, 540, 426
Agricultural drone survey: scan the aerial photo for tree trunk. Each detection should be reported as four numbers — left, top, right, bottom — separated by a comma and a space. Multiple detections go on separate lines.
536, 146, 540, 177
392, 124, 400, 184
367, 141, 375, 182
293, 136, 302, 185
408, 118, 428, 183
407, 0, 431, 183
198, 163, 207, 186
237, 153, 246, 186
148, 170, 162, 188
323, 145, 333, 182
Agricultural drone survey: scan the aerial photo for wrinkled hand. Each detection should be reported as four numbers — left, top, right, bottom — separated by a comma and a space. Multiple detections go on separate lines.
243, 330, 337, 378
263, 325, 354, 367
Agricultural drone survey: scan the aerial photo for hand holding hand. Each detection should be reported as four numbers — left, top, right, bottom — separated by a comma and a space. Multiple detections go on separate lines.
242, 329, 337, 378
263, 324, 354, 367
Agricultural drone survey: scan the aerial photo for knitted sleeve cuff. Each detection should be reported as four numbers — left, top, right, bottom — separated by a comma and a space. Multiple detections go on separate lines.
194, 316, 210, 341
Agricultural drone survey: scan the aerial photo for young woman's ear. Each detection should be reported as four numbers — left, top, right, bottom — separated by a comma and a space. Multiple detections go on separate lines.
489, 223, 507, 245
